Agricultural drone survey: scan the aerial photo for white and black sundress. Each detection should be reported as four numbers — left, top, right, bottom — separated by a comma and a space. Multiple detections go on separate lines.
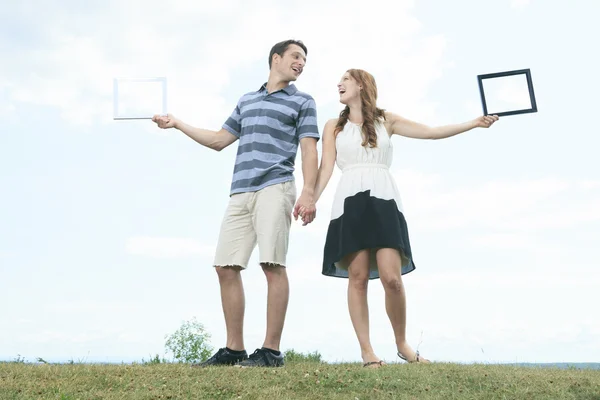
322, 119, 416, 279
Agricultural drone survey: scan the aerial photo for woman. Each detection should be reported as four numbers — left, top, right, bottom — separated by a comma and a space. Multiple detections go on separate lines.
310, 69, 498, 367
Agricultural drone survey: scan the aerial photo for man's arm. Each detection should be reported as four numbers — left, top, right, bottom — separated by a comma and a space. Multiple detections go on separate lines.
294, 137, 318, 226
174, 120, 238, 151
153, 114, 238, 151
300, 136, 319, 194
153, 99, 243, 151
293, 97, 320, 226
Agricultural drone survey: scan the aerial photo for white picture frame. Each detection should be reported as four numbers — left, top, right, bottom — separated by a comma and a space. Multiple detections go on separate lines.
113, 77, 167, 120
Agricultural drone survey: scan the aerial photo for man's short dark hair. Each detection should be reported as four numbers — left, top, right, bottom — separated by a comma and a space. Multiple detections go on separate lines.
268, 40, 308, 69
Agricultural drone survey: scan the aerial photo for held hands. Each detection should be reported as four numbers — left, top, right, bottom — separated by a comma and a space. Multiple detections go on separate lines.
474, 114, 499, 128
293, 191, 316, 226
152, 113, 178, 129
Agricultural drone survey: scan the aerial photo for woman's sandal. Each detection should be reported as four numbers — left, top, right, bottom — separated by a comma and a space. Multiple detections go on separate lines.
363, 360, 385, 368
397, 350, 428, 363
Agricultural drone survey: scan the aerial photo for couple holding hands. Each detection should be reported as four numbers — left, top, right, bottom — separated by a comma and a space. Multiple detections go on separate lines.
152, 39, 498, 368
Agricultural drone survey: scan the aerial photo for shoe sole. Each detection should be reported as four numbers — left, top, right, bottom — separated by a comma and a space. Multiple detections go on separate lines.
235, 362, 284, 368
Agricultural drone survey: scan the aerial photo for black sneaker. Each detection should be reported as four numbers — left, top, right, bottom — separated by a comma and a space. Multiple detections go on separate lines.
193, 347, 248, 367
237, 348, 284, 368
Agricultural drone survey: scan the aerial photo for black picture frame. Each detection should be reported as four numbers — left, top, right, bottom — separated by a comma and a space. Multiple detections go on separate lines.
477, 68, 538, 117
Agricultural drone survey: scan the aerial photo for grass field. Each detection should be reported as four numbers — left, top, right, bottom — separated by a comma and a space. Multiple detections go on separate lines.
1, 361, 599, 400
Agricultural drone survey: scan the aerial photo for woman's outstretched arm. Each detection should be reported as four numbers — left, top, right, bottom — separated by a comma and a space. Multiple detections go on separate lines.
385, 111, 499, 140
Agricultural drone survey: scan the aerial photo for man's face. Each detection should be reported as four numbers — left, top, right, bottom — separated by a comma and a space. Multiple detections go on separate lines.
274, 44, 306, 81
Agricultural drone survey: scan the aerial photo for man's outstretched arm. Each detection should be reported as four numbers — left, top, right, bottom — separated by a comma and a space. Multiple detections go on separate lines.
153, 114, 238, 151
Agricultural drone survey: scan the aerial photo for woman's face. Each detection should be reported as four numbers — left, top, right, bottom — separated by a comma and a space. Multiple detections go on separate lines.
337, 72, 361, 105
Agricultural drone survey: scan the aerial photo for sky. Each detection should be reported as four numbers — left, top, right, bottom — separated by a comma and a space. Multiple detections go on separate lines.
1, 0, 599, 365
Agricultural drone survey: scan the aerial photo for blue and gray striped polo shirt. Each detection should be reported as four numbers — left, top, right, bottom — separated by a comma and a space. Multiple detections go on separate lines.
222, 83, 320, 195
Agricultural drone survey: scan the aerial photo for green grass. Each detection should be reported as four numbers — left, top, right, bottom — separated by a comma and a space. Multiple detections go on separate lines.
1, 361, 599, 399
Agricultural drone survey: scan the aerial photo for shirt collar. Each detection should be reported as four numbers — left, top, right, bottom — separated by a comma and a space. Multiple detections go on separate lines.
258, 82, 297, 96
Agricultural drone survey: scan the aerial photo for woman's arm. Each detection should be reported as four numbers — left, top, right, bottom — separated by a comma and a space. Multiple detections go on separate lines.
313, 118, 338, 203
384, 111, 499, 140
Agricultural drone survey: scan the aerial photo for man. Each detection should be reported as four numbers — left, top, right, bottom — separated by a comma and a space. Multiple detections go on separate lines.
152, 39, 319, 367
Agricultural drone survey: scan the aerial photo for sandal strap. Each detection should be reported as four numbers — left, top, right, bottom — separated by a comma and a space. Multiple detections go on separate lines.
397, 350, 421, 363
363, 360, 383, 367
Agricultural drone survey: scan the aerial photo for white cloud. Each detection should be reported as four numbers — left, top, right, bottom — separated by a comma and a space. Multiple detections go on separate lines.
0, 102, 16, 120
467, 232, 536, 249
2, 0, 448, 130
511, 0, 532, 8
125, 236, 215, 258
43, 302, 142, 314
20, 330, 116, 345
414, 268, 600, 292
2, 1, 247, 127
579, 180, 600, 190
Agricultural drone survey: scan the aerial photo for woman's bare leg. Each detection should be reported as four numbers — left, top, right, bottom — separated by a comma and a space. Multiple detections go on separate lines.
376, 248, 429, 363
346, 250, 383, 367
